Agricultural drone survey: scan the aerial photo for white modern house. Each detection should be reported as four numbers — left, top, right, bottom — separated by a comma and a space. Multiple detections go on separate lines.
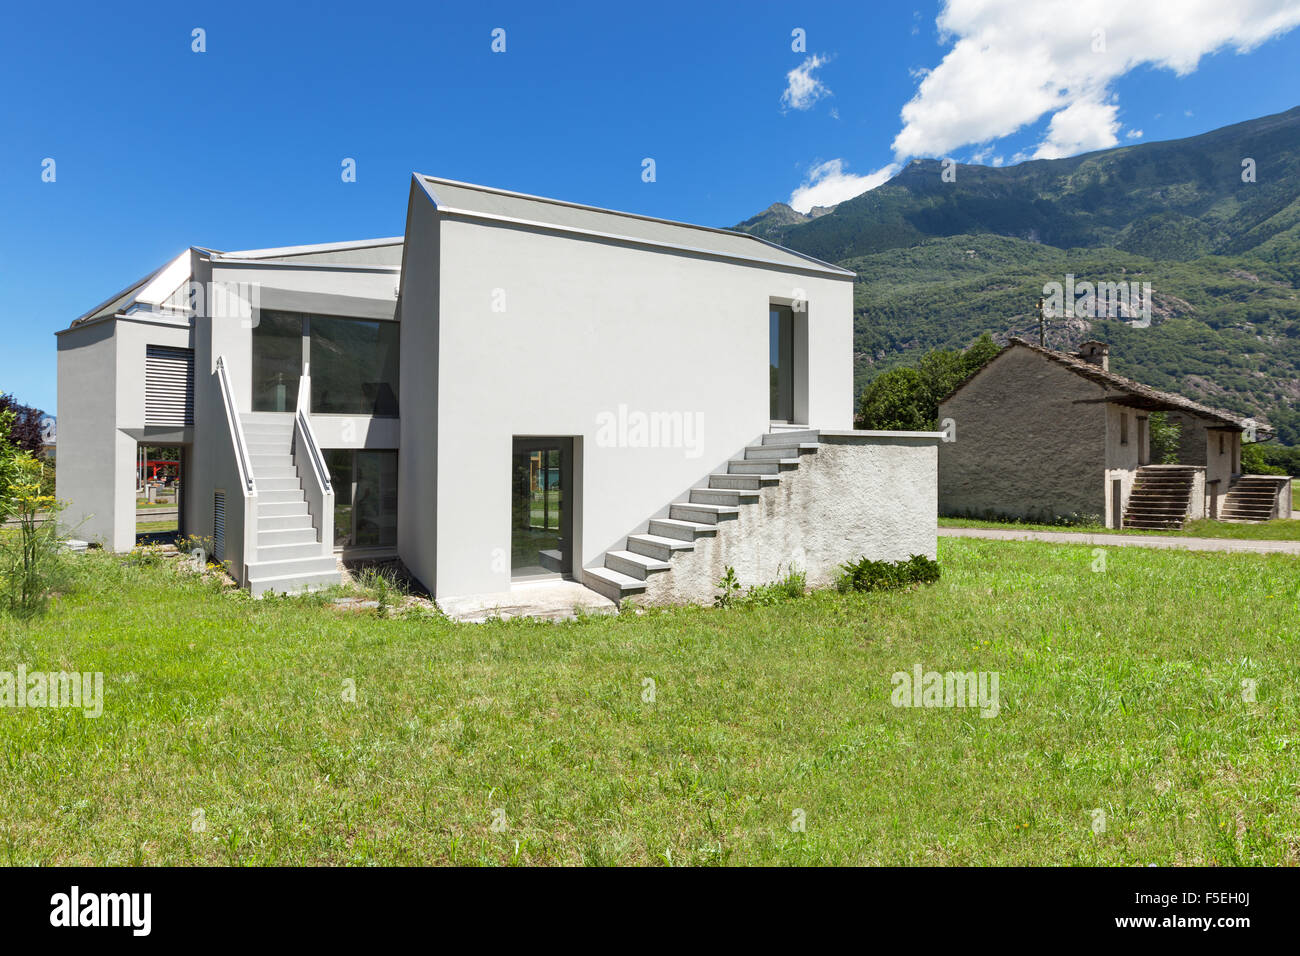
56, 175, 943, 604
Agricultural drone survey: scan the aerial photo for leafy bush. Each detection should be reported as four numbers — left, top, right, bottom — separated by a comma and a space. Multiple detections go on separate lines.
855, 334, 1000, 430
835, 553, 940, 594
1242, 442, 1288, 476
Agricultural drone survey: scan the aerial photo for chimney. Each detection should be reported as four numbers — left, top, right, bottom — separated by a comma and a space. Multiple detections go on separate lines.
1076, 341, 1109, 372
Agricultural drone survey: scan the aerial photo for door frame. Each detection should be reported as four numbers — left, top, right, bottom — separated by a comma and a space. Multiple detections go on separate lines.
510, 436, 576, 580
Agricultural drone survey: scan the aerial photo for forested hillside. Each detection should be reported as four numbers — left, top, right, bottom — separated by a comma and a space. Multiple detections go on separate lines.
735, 106, 1300, 444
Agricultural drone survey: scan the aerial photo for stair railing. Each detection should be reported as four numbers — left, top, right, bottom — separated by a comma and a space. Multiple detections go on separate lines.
214, 354, 259, 584
293, 374, 334, 553
216, 355, 256, 495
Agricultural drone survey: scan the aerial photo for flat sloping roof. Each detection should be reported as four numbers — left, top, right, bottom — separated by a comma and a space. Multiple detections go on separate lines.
213, 236, 403, 267
66, 238, 404, 330
417, 175, 855, 279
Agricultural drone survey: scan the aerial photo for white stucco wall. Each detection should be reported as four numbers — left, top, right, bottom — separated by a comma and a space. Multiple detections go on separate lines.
403, 200, 855, 599
55, 320, 121, 548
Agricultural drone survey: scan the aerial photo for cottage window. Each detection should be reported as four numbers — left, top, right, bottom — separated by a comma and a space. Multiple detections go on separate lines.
1119, 412, 1128, 446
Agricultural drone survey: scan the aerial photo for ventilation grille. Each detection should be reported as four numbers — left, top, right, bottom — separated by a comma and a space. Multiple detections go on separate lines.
145, 345, 195, 426
213, 491, 226, 562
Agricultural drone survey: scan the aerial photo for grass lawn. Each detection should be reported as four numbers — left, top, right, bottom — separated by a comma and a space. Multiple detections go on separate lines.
135, 519, 179, 534
940, 515, 1300, 541
2, 539, 1298, 865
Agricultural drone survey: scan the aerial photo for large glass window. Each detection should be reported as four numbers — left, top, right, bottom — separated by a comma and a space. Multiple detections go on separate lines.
251, 311, 303, 412
251, 311, 399, 416
324, 449, 397, 548
311, 316, 400, 416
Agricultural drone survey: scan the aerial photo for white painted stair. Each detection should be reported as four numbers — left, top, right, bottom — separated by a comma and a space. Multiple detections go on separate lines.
240, 414, 341, 596
583, 429, 820, 603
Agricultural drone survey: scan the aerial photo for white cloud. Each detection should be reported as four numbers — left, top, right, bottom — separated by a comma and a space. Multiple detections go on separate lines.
789, 159, 900, 213
1034, 94, 1121, 158
891, 0, 1300, 160
1127, 128, 1144, 139
782, 55, 832, 111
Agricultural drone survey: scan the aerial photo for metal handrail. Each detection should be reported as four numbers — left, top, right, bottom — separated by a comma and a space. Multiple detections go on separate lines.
215, 355, 256, 495
294, 375, 332, 494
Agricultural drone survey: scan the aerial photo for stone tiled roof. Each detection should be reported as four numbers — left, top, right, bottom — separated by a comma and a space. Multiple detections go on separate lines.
1005, 337, 1257, 432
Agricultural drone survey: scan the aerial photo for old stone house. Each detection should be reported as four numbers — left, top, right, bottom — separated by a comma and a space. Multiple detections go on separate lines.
938, 338, 1289, 528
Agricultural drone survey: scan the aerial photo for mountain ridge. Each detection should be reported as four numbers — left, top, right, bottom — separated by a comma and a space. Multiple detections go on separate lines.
734, 106, 1300, 443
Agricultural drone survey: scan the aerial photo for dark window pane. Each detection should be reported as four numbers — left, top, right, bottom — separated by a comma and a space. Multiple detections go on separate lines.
324, 449, 353, 548
310, 316, 400, 416
354, 450, 398, 547
251, 311, 303, 412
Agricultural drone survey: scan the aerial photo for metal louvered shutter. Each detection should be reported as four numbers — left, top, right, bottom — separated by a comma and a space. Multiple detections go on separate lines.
145, 345, 194, 426
213, 491, 226, 562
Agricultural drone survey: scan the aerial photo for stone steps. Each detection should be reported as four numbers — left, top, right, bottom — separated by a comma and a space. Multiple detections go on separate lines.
583, 431, 821, 603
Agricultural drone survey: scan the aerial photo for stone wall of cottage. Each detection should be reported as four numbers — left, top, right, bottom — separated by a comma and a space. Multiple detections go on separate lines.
939, 348, 1107, 522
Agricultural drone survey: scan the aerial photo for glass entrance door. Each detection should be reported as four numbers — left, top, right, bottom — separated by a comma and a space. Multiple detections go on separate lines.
511, 438, 572, 579
770, 304, 795, 421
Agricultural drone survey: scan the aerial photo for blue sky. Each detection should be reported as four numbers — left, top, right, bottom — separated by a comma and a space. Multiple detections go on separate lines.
5, 0, 1300, 415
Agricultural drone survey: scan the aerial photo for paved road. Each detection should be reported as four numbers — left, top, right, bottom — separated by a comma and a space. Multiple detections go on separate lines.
939, 526, 1300, 555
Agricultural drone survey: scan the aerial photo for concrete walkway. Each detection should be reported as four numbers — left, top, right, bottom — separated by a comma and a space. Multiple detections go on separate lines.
939, 526, 1300, 555
436, 578, 617, 623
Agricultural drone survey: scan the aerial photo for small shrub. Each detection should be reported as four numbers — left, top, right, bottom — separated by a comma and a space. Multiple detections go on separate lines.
714, 566, 742, 608
126, 544, 168, 568
175, 534, 217, 570
0, 454, 71, 618
740, 566, 808, 607
836, 553, 940, 594
358, 566, 407, 618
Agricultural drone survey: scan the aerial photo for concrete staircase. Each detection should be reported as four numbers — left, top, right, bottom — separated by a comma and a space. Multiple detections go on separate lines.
1221, 475, 1288, 522
241, 414, 341, 596
583, 429, 819, 603
1123, 464, 1196, 530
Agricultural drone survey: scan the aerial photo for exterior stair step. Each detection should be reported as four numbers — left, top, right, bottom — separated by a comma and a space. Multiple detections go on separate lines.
689, 487, 758, 506
257, 514, 315, 532
258, 501, 309, 517
762, 429, 819, 444
626, 533, 696, 562
648, 517, 718, 541
669, 502, 740, 524
727, 458, 798, 474
583, 566, 647, 602
744, 443, 817, 460
709, 473, 779, 490
606, 550, 672, 579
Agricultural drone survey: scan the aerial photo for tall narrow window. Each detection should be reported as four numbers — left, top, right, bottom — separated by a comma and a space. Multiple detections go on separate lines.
1119, 412, 1128, 446
770, 305, 795, 421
